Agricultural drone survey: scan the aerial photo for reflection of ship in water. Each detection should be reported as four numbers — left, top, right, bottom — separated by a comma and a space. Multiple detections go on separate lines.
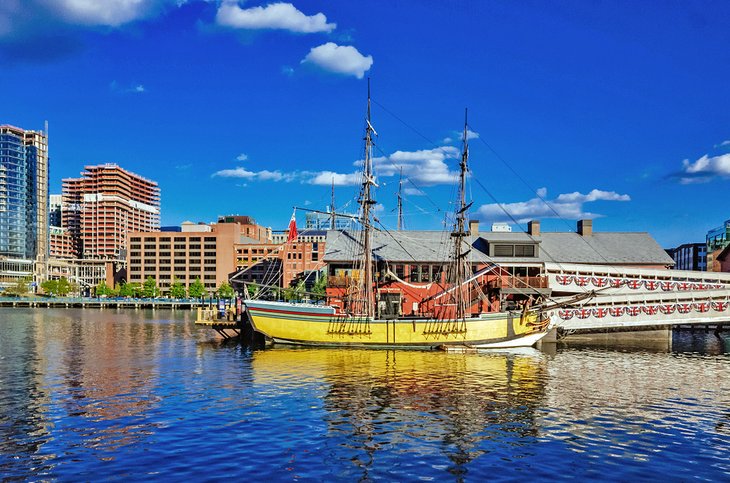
251, 348, 548, 478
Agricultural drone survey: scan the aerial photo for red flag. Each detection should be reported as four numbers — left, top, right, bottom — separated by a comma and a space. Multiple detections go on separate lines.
287, 210, 298, 242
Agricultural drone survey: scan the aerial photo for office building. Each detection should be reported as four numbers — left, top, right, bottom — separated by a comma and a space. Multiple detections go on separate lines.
669, 243, 706, 271
0, 124, 48, 262
63, 164, 159, 259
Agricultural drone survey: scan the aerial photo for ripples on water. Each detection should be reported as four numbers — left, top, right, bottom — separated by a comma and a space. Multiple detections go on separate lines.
0, 308, 728, 481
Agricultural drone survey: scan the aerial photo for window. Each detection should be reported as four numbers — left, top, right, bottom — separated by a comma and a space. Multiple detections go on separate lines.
494, 245, 514, 257
514, 245, 535, 257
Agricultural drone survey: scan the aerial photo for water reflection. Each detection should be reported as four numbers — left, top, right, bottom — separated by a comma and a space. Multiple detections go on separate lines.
251, 348, 548, 479
0, 308, 728, 481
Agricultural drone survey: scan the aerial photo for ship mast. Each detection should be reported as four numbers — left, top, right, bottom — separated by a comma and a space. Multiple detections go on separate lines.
330, 177, 336, 229
353, 80, 377, 317
397, 167, 404, 231
451, 109, 471, 320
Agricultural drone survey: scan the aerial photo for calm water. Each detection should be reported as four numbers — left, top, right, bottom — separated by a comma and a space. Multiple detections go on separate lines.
1, 309, 728, 481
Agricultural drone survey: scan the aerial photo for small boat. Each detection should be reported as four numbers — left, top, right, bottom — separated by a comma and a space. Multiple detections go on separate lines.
242, 87, 551, 349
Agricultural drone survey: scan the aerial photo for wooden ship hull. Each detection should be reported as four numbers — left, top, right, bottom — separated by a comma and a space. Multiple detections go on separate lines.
243, 299, 550, 349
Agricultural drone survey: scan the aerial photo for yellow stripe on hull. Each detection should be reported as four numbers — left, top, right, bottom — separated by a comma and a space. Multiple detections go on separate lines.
245, 302, 548, 348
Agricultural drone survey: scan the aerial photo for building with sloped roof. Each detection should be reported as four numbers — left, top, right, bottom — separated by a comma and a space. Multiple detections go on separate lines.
321, 219, 674, 316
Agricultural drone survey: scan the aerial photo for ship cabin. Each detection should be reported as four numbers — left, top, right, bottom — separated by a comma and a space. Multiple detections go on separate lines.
323, 226, 550, 319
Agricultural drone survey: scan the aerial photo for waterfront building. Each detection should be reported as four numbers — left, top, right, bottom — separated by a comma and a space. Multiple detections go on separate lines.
668, 243, 707, 271
62, 164, 160, 260
49, 226, 76, 259
49, 194, 63, 227
322, 219, 674, 316
706, 219, 730, 272
233, 233, 325, 289
0, 124, 49, 261
0, 124, 49, 289
127, 221, 242, 294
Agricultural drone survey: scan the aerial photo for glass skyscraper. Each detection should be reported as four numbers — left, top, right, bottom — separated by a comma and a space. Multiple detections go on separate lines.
0, 124, 48, 261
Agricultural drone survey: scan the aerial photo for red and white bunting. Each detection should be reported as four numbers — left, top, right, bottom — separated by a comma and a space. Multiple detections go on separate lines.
677, 303, 692, 314
576, 308, 592, 319
626, 306, 641, 316
609, 306, 625, 317
643, 280, 659, 291
556, 275, 573, 286
676, 282, 691, 291
712, 301, 729, 311
591, 277, 608, 288
693, 301, 711, 313
642, 305, 659, 315
592, 307, 609, 318
626, 280, 642, 290
659, 304, 676, 315
660, 281, 675, 291
558, 309, 574, 320
575, 276, 590, 287
696, 283, 707, 290
609, 278, 623, 288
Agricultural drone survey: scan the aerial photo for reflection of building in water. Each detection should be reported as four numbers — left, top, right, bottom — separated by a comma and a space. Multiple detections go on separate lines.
542, 346, 730, 456
43, 309, 169, 450
251, 349, 548, 478
0, 310, 52, 477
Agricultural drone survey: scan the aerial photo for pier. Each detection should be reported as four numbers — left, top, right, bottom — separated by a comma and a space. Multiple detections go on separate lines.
546, 263, 730, 333
0, 296, 204, 309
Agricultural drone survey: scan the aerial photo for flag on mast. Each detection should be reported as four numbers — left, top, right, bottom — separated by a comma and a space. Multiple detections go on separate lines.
287, 209, 298, 242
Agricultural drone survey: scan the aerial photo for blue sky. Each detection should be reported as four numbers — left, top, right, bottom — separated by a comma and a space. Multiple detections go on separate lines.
2, 1, 730, 247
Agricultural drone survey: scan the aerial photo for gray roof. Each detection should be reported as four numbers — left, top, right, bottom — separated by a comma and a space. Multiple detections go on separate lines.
529, 232, 675, 265
324, 229, 674, 266
324, 230, 491, 264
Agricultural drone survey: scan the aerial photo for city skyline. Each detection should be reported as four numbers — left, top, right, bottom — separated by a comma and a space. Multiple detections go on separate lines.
2, 1, 730, 247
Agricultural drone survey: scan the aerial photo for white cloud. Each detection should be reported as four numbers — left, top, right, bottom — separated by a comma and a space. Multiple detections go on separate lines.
133, 84, 145, 93
477, 187, 631, 223
301, 42, 373, 79
211, 166, 295, 182
373, 146, 460, 185
307, 170, 361, 186
404, 187, 425, 196
236, 153, 248, 161
679, 153, 730, 184
216, 2, 335, 33
443, 129, 479, 144
42, 0, 156, 26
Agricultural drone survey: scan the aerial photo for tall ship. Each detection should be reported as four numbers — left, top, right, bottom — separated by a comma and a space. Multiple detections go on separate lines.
241, 88, 551, 349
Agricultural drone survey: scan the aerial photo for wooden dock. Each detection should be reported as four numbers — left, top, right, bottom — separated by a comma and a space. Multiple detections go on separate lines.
0, 296, 203, 309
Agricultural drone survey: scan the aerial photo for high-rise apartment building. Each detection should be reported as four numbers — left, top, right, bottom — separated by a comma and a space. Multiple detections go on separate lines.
0, 124, 48, 262
63, 164, 159, 259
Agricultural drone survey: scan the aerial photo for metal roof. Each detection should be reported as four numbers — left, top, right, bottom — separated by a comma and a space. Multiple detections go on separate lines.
324, 229, 674, 266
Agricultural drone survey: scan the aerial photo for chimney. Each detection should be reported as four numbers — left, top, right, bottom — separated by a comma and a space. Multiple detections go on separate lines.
577, 219, 593, 236
469, 219, 479, 237
527, 220, 540, 236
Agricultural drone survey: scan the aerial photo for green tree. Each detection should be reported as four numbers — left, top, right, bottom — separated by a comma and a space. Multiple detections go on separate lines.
56, 277, 73, 296
246, 282, 259, 298
6, 276, 32, 296
312, 274, 327, 298
111, 283, 121, 297
188, 278, 205, 298
96, 281, 111, 297
41, 279, 58, 295
120, 282, 142, 298
169, 277, 186, 299
142, 276, 158, 298
217, 281, 235, 299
